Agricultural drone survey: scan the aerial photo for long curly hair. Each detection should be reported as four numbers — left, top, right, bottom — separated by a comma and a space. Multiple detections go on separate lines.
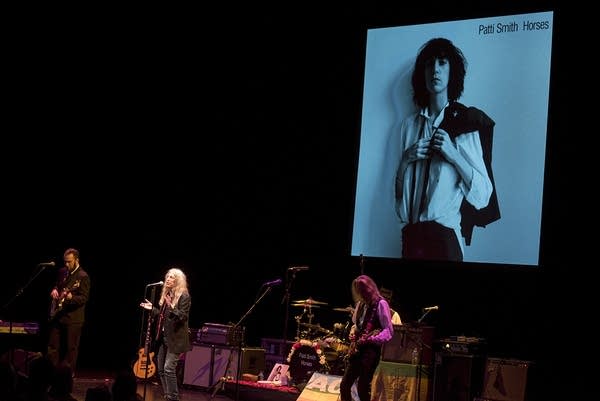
411, 37, 467, 108
158, 267, 189, 306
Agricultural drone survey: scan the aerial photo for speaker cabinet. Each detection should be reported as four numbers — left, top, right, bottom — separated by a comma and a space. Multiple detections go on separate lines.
382, 324, 435, 365
183, 345, 265, 388
478, 358, 530, 401
432, 352, 486, 401
237, 347, 265, 376
183, 344, 215, 388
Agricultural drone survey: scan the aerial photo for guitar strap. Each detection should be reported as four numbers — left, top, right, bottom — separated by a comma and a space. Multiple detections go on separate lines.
155, 301, 167, 341
60, 265, 80, 289
357, 297, 382, 335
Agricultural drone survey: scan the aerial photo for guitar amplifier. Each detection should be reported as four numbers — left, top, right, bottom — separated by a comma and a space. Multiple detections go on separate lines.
196, 323, 245, 346
435, 337, 487, 355
477, 358, 531, 401
382, 324, 435, 365
183, 344, 265, 388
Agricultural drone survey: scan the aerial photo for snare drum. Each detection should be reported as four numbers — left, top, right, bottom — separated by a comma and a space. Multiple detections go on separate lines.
288, 343, 326, 384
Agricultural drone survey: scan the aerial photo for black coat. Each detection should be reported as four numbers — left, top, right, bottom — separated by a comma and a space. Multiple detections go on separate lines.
153, 292, 191, 354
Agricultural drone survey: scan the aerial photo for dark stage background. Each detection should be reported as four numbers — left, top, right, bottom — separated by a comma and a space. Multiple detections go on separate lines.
1, 3, 586, 400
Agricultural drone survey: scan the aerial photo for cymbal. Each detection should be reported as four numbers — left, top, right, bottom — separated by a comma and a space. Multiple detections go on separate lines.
292, 297, 328, 305
332, 306, 354, 313
291, 303, 321, 308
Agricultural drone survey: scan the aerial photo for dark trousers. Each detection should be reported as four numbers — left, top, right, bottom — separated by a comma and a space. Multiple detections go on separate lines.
340, 344, 381, 401
47, 321, 83, 372
402, 221, 463, 261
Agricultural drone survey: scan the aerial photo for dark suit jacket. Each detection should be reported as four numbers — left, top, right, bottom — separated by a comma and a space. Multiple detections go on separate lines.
54, 266, 91, 325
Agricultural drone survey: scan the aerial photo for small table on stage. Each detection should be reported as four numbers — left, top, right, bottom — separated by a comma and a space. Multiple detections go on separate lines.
371, 361, 431, 401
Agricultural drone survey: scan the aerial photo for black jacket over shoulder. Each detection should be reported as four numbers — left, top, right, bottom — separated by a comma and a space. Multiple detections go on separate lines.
439, 101, 501, 245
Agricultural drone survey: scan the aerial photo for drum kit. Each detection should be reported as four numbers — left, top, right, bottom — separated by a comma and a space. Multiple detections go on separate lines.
287, 298, 355, 383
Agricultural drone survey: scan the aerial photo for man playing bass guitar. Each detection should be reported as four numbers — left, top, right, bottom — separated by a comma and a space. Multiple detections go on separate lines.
340, 275, 394, 401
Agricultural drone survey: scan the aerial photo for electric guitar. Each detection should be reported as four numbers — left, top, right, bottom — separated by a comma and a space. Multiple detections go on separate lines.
133, 304, 157, 379
48, 280, 81, 321
133, 346, 156, 379
345, 328, 381, 359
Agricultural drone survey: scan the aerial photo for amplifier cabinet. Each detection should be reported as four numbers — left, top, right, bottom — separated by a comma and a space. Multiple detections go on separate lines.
432, 352, 486, 401
183, 344, 215, 388
183, 344, 265, 388
479, 358, 531, 401
382, 324, 435, 365
196, 323, 245, 346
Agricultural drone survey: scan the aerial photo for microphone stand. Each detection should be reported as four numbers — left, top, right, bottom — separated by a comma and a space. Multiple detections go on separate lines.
414, 310, 435, 401
1, 263, 50, 367
280, 269, 297, 363
141, 285, 158, 401
417, 310, 432, 324
210, 284, 274, 400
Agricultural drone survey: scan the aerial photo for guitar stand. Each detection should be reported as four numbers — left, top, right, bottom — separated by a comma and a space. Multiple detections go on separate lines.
210, 284, 275, 400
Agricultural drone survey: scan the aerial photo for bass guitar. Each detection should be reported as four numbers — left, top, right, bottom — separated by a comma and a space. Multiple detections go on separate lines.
49, 280, 81, 321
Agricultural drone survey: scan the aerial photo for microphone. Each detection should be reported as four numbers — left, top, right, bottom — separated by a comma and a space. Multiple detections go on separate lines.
288, 266, 309, 271
38, 261, 56, 267
422, 305, 439, 312
263, 278, 283, 287
146, 281, 164, 287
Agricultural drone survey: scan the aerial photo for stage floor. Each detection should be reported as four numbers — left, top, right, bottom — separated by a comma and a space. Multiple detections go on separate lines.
71, 371, 302, 401
72, 370, 236, 401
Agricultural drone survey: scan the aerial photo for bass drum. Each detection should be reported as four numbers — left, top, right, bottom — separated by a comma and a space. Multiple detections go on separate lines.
288, 344, 325, 384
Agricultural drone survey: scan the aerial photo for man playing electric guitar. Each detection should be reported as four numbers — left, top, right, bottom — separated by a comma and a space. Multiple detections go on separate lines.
339, 275, 395, 401
47, 248, 91, 376
345, 327, 382, 359
49, 280, 81, 321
